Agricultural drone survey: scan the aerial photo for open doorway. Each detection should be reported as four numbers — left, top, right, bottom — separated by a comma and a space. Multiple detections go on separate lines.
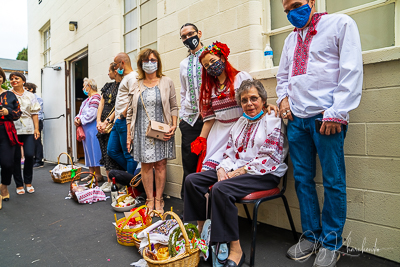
72, 56, 88, 164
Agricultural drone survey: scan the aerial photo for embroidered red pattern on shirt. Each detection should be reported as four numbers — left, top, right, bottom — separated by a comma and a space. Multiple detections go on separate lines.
322, 117, 348, 125
203, 94, 240, 121
292, 13, 327, 77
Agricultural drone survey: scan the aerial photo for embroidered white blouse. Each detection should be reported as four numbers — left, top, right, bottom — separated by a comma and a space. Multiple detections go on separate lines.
217, 113, 288, 177
75, 94, 101, 125
179, 47, 205, 126
13, 90, 41, 135
276, 14, 363, 125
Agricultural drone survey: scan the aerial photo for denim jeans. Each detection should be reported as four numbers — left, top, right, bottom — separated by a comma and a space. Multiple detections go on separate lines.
287, 114, 347, 250
107, 118, 137, 175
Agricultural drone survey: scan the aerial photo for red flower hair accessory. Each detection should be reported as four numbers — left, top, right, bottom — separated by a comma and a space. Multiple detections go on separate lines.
205, 41, 230, 59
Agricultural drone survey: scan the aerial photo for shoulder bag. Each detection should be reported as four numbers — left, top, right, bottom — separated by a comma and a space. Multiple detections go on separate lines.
140, 90, 170, 141
103, 107, 115, 134
76, 102, 86, 142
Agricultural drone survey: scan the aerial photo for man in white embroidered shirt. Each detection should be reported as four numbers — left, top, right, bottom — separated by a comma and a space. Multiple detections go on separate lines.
276, 1, 362, 266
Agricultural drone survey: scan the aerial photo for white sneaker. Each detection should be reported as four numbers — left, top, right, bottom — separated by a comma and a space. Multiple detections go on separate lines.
100, 182, 112, 193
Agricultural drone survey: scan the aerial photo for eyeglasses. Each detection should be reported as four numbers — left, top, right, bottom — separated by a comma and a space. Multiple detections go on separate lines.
180, 31, 197, 41
143, 59, 158, 63
241, 96, 260, 105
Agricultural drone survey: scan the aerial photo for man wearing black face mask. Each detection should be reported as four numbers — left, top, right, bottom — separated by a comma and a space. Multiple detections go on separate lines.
276, 1, 363, 266
178, 23, 204, 200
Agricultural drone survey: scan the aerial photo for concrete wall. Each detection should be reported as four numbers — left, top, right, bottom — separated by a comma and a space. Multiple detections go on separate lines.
27, 0, 123, 93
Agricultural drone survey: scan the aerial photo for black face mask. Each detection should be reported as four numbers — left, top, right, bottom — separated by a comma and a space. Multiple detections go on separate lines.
183, 35, 200, 51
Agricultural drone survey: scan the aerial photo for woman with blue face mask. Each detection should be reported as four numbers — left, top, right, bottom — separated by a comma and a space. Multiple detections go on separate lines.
74, 78, 103, 181
126, 48, 178, 216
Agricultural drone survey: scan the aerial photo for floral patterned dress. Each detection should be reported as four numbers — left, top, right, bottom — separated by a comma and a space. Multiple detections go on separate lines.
132, 85, 175, 163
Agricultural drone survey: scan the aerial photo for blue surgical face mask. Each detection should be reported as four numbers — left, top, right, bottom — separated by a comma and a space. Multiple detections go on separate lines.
117, 62, 124, 75
243, 110, 264, 121
287, 3, 312, 29
83, 86, 89, 96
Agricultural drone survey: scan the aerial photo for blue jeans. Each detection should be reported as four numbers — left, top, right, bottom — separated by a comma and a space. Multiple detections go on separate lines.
107, 118, 137, 175
287, 114, 347, 251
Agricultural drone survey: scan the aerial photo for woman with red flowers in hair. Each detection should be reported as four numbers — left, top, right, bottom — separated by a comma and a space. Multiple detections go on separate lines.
192, 41, 276, 172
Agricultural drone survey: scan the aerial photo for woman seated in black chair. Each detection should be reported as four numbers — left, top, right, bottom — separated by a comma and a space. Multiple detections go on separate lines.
184, 79, 288, 267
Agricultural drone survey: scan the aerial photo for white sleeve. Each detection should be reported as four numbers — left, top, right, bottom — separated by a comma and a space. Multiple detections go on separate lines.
217, 133, 238, 172
323, 17, 363, 124
276, 37, 291, 106
245, 122, 286, 175
179, 61, 187, 119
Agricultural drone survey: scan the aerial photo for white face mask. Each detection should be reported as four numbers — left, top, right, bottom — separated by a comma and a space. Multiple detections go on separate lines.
142, 61, 158, 74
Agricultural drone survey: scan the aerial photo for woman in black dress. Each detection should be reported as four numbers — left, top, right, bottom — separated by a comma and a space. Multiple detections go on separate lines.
0, 67, 22, 208
97, 63, 124, 192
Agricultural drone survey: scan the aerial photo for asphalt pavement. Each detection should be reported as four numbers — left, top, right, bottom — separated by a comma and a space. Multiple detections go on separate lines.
0, 163, 398, 267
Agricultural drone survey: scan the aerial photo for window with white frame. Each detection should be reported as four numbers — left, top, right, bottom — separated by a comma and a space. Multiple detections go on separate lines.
43, 26, 51, 67
124, 0, 157, 66
263, 0, 399, 67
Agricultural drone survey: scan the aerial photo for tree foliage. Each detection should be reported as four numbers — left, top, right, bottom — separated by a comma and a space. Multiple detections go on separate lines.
17, 47, 28, 61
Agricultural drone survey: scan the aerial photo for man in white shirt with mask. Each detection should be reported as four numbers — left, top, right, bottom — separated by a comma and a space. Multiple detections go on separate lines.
107, 53, 138, 175
276, 1, 363, 266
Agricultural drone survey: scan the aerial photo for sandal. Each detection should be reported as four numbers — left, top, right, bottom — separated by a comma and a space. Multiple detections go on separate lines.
0, 184, 10, 201
26, 185, 35, 194
155, 197, 165, 216
146, 198, 155, 216
16, 188, 25, 195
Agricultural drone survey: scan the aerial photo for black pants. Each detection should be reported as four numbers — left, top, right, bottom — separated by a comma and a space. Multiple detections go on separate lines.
14, 134, 35, 187
109, 169, 144, 192
34, 120, 44, 163
184, 170, 280, 243
0, 125, 16, 186
179, 119, 203, 200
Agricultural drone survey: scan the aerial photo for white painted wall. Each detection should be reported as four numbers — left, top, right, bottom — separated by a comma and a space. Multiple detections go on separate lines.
27, 0, 123, 92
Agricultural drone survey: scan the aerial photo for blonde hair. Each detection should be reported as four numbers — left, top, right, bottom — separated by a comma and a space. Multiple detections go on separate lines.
83, 77, 97, 91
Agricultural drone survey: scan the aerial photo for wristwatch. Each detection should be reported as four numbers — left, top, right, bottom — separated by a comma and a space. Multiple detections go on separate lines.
106, 118, 111, 123
120, 114, 125, 119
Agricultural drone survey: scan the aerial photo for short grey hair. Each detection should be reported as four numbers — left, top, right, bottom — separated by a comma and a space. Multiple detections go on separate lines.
83, 77, 97, 91
236, 79, 268, 106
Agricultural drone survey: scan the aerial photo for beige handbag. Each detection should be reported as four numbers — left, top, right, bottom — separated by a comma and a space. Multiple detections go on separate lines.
140, 91, 170, 141
103, 107, 115, 134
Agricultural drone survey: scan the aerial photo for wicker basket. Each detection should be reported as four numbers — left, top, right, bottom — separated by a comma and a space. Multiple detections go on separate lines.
50, 152, 82, 183
143, 211, 200, 267
69, 171, 98, 202
114, 205, 153, 247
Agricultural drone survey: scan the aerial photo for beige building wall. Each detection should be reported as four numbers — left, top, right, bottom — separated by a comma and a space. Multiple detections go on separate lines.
27, 0, 123, 92
157, 1, 400, 263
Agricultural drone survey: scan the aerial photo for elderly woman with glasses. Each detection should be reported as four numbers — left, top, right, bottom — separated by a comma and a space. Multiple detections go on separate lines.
184, 79, 288, 267
74, 78, 103, 180
126, 48, 178, 216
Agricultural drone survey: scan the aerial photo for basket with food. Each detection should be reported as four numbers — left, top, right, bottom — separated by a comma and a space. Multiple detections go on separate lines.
112, 193, 138, 212
140, 211, 208, 267
114, 205, 154, 248
50, 152, 82, 183
69, 171, 106, 204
